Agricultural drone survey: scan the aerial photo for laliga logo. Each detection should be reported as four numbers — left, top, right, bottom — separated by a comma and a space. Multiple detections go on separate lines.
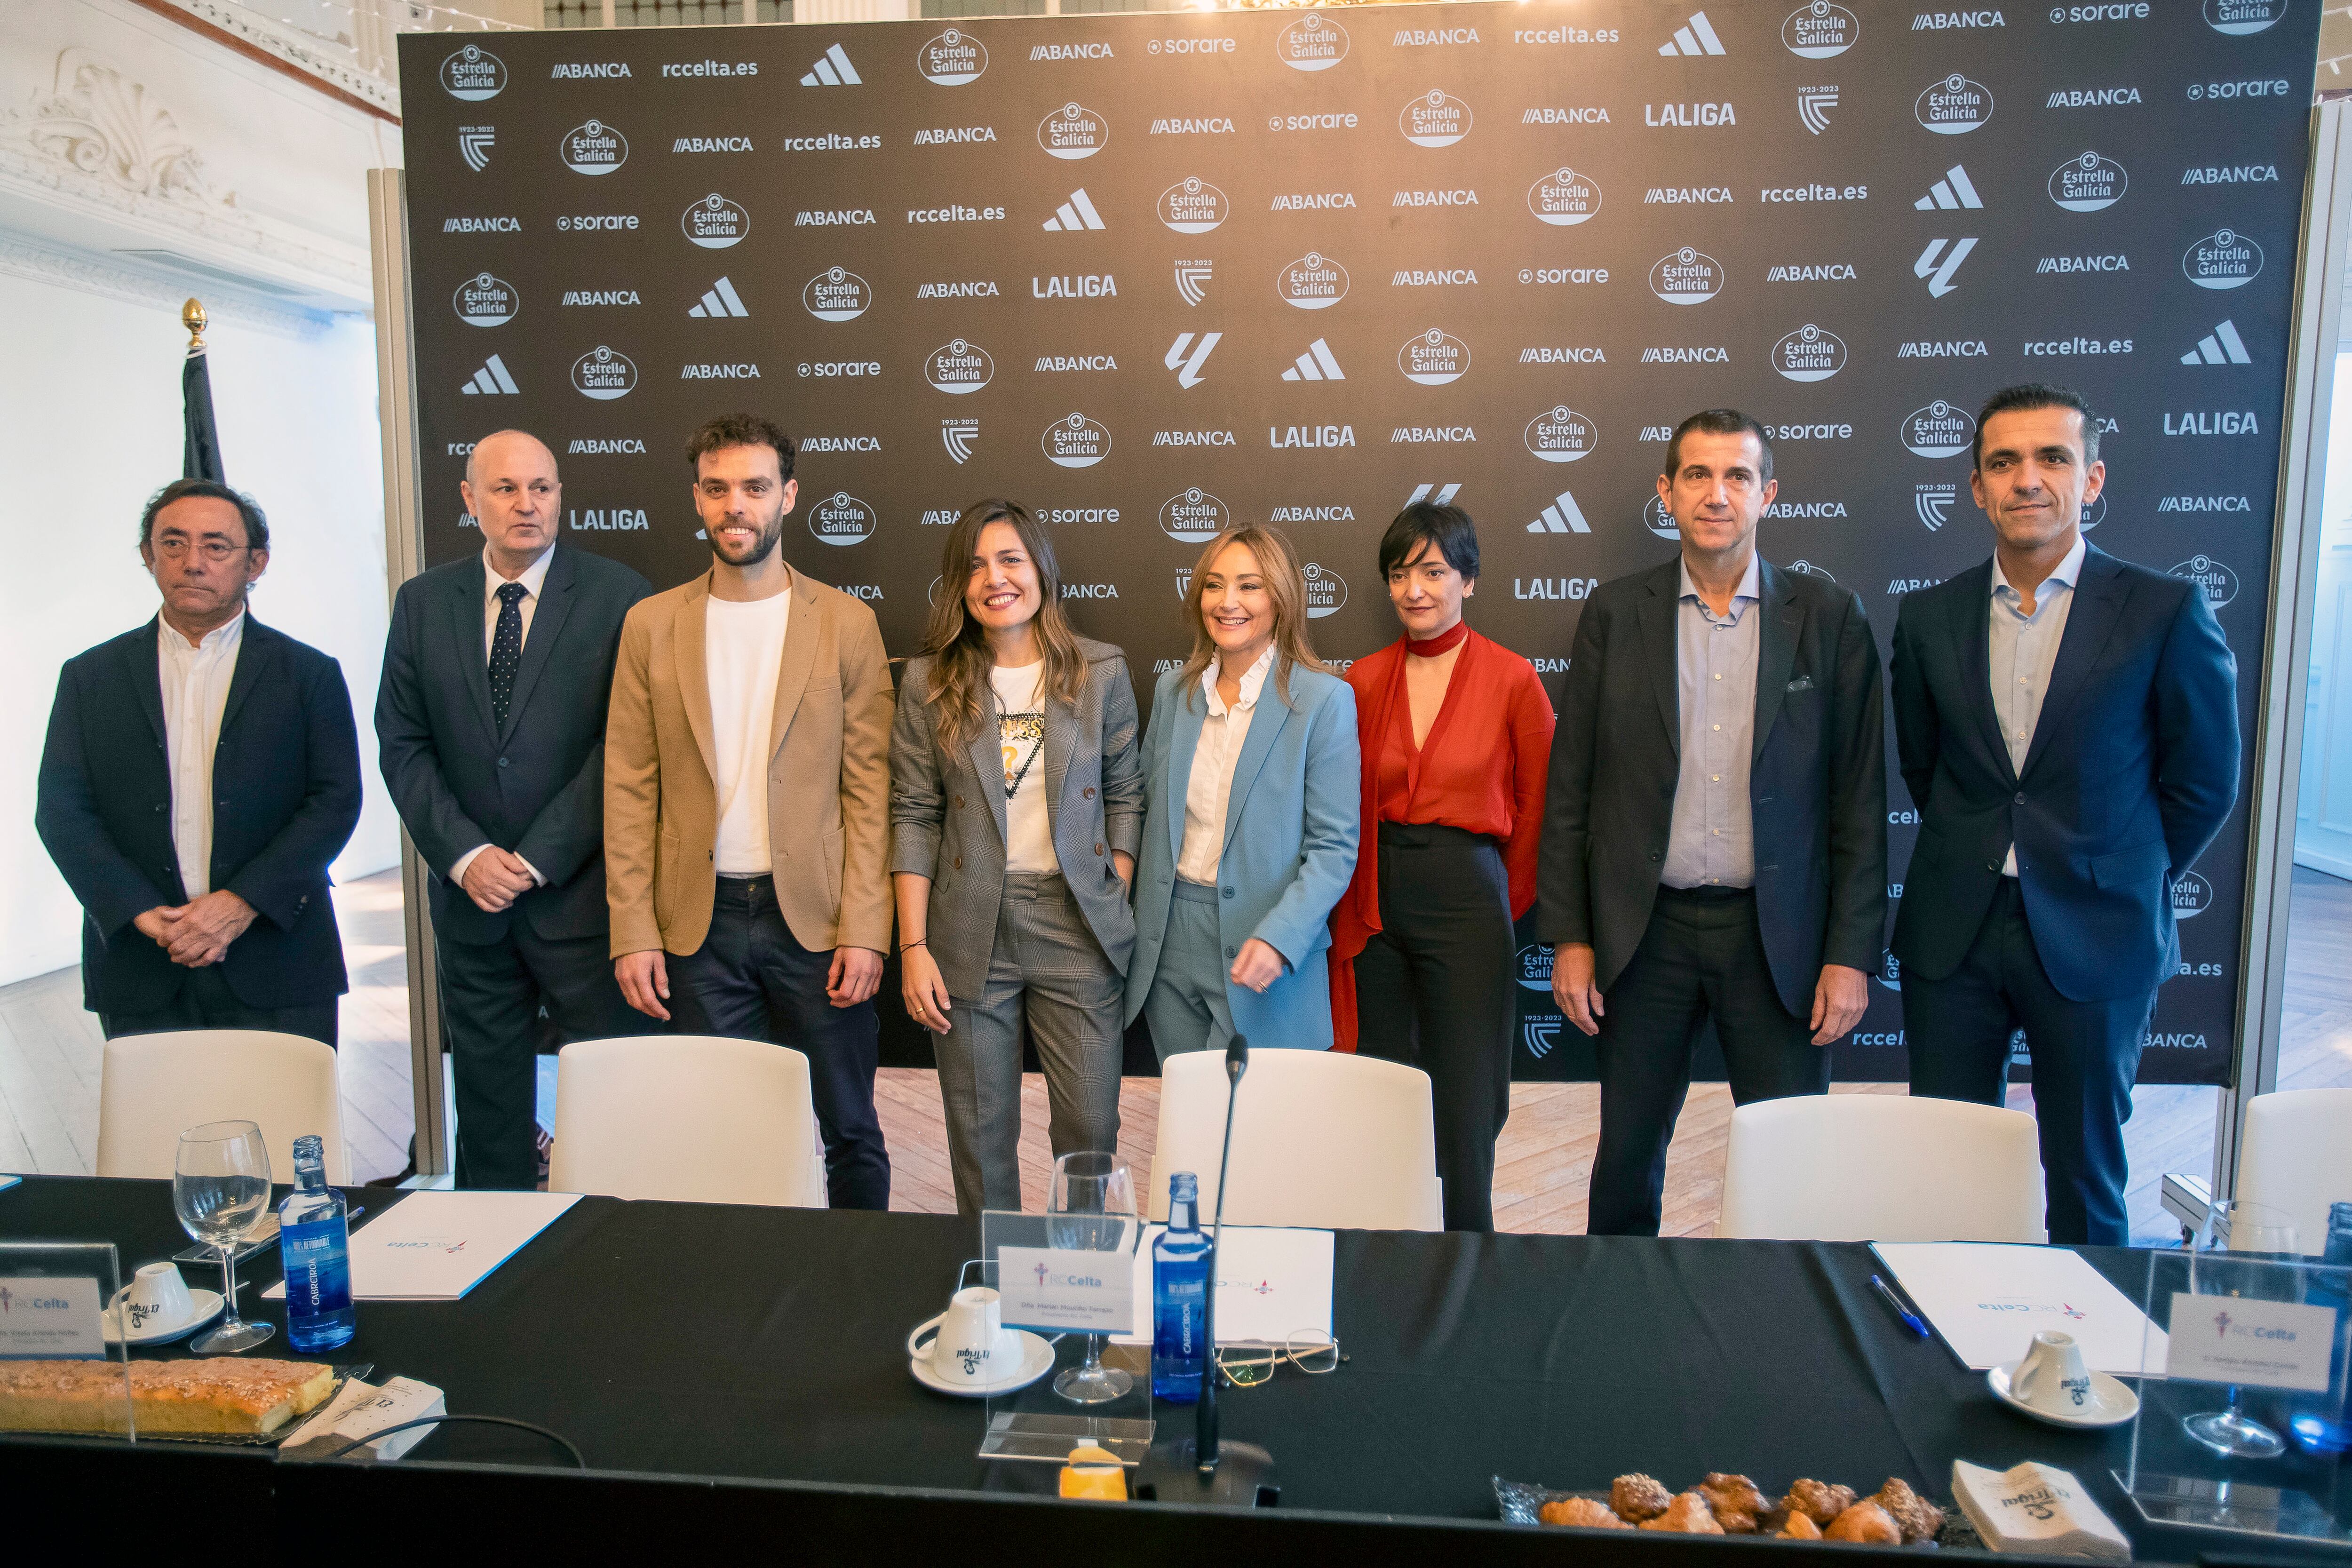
2170, 553, 2241, 609
2205, 0, 2287, 34
810, 491, 875, 548
803, 266, 872, 322
1526, 405, 1598, 463
440, 44, 506, 101
925, 337, 994, 393
1276, 251, 1349, 310
1527, 167, 1601, 227
1516, 944, 1554, 992
1275, 11, 1350, 72
918, 28, 987, 86
2049, 151, 2126, 213
1772, 323, 1847, 382
1039, 102, 1109, 160
1160, 487, 1230, 544
1398, 328, 1469, 386
1901, 399, 1976, 459
1399, 89, 1472, 149
1043, 412, 1111, 469
2184, 229, 2263, 291
683, 193, 750, 249
1303, 562, 1348, 618
1916, 73, 1994, 135
1782, 1, 1858, 57
572, 345, 636, 401
1643, 495, 1680, 540
1649, 247, 1723, 305
560, 119, 628, 175
1160, 177, 1229, 235
453, 272, 518, 327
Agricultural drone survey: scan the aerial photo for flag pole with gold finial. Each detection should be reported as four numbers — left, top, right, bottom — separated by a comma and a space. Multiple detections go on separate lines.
181, 297, 226, 483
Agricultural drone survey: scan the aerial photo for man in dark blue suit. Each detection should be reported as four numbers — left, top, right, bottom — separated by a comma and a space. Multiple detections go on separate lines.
1892, 384, 2239, 1246
38, 480, 362, 1046
377, 430, 652, 1188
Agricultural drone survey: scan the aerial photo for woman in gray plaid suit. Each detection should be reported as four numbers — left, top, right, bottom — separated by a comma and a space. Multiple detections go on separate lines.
889, 501, 1147, 1215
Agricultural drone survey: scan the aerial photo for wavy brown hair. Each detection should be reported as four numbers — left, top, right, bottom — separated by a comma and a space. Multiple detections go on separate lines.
919, 500, 1089, 752
1176, 524, 1330, 711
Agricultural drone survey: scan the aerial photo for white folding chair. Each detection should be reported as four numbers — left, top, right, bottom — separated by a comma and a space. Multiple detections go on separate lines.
548, 1035, 826, 1207
1146, 1050, 1444, 1231
2235, 1088, 2352, 1254
1715, 1095, 2046, 1242
96, 1029, 350, 1184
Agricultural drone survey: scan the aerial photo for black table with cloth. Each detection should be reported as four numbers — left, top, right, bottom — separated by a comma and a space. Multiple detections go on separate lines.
0, 1175, 2324, 1562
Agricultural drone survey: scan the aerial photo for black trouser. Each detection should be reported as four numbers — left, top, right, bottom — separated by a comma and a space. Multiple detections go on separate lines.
1903, 878, 2151, 1247
438, 919, 643, 1191
666, 875, 890, 1210
100, 965, 338, 1050
1589, 885, 1828, 1237
1353, 823, 1517, 1233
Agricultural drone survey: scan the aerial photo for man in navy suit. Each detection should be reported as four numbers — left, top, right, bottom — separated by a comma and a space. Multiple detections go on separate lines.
376, 430, 652, 1188
1892, 383, 2239, 1246
38, 480, 362, 1046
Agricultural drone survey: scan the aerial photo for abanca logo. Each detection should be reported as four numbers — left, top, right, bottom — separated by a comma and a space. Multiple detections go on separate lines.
1398, 329, 1470, 385
1277, 252, 1350, 309
1276, 12, 1351, 72
2184, 229, 2262, 289
1043, 412, 1112, 469
1901, 400, 1976, 458
919, 29, 987, 85
1528, 167, 1602, 226
683, 193, 749, 248
441, 45, 506, 100
2050, 152, 2126, 212
454, 273, 518, 327
1772, 323, 1847, 381
1783, 1, 1859, 56
925, 338, 994, 393
809, 492, 876, 547
1160, 488, 1230, 543
562, 120, 627, 175
803, 267, 873, 321
1039, 103, 1109, 159
1916, 74, 1993, 133
572, 346, 637, 401
1303, 563, 1348, 618
1650, 247, 1724, 304
1526, 405, 1599, 462
1400, 90, 1472, 147
1160, 178, 1229, 234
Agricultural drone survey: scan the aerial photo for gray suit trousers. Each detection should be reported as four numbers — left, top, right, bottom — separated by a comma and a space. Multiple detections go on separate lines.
936, 871, 1123, 1215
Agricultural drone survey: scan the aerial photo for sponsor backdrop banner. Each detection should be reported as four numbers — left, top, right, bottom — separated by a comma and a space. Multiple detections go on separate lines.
399, 0, 2314, 1085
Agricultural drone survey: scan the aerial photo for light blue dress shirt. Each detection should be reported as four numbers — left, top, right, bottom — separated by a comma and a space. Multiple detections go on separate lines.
1662, 553, 1761, 890
1988, 532, 2087, 876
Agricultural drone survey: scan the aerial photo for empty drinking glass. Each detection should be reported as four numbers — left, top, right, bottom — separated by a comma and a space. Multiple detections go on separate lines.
174, 1120, 275, 1353
2183, 1199, 2300, 1458
1048, 1150, 1136, 1405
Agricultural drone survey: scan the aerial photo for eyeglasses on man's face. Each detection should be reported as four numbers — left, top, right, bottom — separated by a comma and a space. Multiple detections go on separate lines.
150, 538, 253, 562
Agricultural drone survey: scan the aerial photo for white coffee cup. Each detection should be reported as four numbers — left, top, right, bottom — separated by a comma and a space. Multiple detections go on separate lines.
111, 1261, 194, 1335
2011, 1330, 2094, 1414
914, 1286, 1018, 1387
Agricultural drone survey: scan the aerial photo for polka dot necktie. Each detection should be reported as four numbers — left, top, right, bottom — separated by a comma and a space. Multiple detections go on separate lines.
490, 581, 526, 730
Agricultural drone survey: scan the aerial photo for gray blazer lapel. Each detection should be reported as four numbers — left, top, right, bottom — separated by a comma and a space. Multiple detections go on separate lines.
1043, 677, 1074, 823
1163, 683, 1205, 867
1635, 579, 1681, 759
496, 546, 572, 746
1750, 563, 1802, 764
2021, 550, 2128, 780
968, 682, 1008, 847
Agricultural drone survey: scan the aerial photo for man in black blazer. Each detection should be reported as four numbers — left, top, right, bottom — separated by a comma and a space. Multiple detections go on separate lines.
377, 430, 652, 1188
1892, 384, 2238, 1246
1540, 410, 1887, 1235
38, 480, 362, 1046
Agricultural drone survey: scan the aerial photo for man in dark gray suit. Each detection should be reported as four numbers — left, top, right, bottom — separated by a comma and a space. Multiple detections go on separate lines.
376, 430, 652, 1188
1538, 409, 1888, 1235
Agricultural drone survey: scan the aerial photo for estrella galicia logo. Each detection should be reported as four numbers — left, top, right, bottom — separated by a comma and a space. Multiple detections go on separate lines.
1772, 324, 1847, 382
1787, 559, 1836, 582
1901, 399, 1976, 458
1160, 177, 1229, 234
1275, 11, 1350, 72
1303, 562, 1348, 618
1039, 103, 1109, 159
2205, 0, 2287, 35
1516, 943, 1554, 992
1526, 405, 1598, 463
1399, 90, 1472, 148
2082, 492, 2107, 531
561, 119, 628, 175
2184, 229, 2262, 290
683, 193, 750, 249
1160, 487, 1229, 544
802, 266, 872, 322
2171, 868, 2213, 918
1528, 167, 1602, 226
453, 272, 518, 326
1399, 329, 1470, 385
2049, 151, 2126, 212
1276, 251, 1349, 310
1916, 73, 1994, 134
572, 345, 636, 400
924, 338, 994, 394
919, 28, 987, 85
809, 491, 875, 547
1043, 412, 1112, 468
1916, 483, 1958, 530
1783, 1, 1858, 57
1649, 247, 1724, 305
2170, 553, 2241, 608
1643, 495, 1680, 540
440, 44, 506, 100
1878, 950, 1902, 991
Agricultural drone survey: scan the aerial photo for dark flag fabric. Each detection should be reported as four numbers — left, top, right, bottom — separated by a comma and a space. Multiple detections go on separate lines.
182, 344, 224, 483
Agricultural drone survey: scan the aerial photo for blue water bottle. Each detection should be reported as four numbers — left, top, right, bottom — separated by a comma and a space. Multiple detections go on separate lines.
278, 1134, 355, 1352
2292, 1201, 2352, 1454
1152, 1171, 1211, 1403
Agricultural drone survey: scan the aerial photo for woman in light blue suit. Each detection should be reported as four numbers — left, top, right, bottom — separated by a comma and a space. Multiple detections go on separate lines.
1126, 525, 1359, 1058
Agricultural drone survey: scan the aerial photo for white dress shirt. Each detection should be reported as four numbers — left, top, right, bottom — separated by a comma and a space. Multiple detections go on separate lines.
1175, 644, 1276, 886
449, 543, 558, 889
159, 610, 244, 900
707, 589, 793, 875
1988, 532, 2087, 876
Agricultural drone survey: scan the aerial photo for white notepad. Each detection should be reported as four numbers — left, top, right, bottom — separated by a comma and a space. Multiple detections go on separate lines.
264, 1190, 580, 1302
1872, 1242, 2166, 1375
1112, 1225, 1335, 1347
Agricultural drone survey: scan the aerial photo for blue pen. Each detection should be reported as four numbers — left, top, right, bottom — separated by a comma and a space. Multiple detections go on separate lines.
1871, 1274, 1931, 1338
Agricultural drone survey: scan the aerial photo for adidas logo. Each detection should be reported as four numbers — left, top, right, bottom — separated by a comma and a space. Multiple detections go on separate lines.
2181, 319, 2252, 365
1527, 489, 1591, 533
689, 277, 748, 318
1798, 88, 1836, 136
1279, 339, 1345, 382
461, 354, 518, 395
800, 43, 860, 87
1914, 164, 1984, 210
1043, 189, 1105, 231
1914, 238, 1977, 298
459, 126, 494, 172
1658, 9, 1726, 55
1407, 483, 1462, 505
1174, 261, 1210, 307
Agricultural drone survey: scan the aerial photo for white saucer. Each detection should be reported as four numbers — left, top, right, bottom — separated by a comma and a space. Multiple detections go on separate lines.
908, 1324, 1056, 1399
104, 1289, 225, 1347
1987, 1360, 2140, 1429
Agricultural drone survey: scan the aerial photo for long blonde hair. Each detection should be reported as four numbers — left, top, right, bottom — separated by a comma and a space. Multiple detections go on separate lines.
1177, 525, 1330, 710
919, 500, 1089, 752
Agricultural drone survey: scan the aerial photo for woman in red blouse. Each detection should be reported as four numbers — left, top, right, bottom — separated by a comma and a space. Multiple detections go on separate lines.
1330, 503, 1554, 1231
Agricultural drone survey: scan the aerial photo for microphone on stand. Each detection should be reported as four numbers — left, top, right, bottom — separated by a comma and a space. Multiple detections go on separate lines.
1195, 1032, 1248, 1475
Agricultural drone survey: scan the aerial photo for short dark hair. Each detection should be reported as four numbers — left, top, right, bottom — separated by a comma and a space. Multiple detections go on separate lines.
139, 478, 268, 552
1664, 409, 1773, 486
1973, 382, 2099, 470
685, 412, 796, 483
1379, 502, 1480, 583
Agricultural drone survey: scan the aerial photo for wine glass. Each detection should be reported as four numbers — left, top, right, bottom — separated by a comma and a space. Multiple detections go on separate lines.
1048, 1150, 1136, 1405
174, 1121, 275, 1353
2182, 1199, 2299, 1458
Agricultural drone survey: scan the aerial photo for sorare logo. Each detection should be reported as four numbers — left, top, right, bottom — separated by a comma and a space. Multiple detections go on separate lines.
441, 45, 506, 100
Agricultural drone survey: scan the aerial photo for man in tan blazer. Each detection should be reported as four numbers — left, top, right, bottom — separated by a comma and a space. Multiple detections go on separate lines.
605, 412, 896, 1207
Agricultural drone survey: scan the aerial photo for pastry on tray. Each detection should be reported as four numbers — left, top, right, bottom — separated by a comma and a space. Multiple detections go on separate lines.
1825, 1501, 1904, 1545
1640, 1491, 1727, 1535
1701, 1472, 1768, 1533
1610, 1472, 1674, 1522
1871, 1478, 1947, 1544
0, 1357, 335, 1435
1783, 1477, 1859, 1526
1540, 1497, 1628, 1529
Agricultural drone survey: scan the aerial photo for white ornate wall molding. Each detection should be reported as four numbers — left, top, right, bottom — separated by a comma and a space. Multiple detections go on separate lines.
0, 232, 334, 337
162, 0, 402, 119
